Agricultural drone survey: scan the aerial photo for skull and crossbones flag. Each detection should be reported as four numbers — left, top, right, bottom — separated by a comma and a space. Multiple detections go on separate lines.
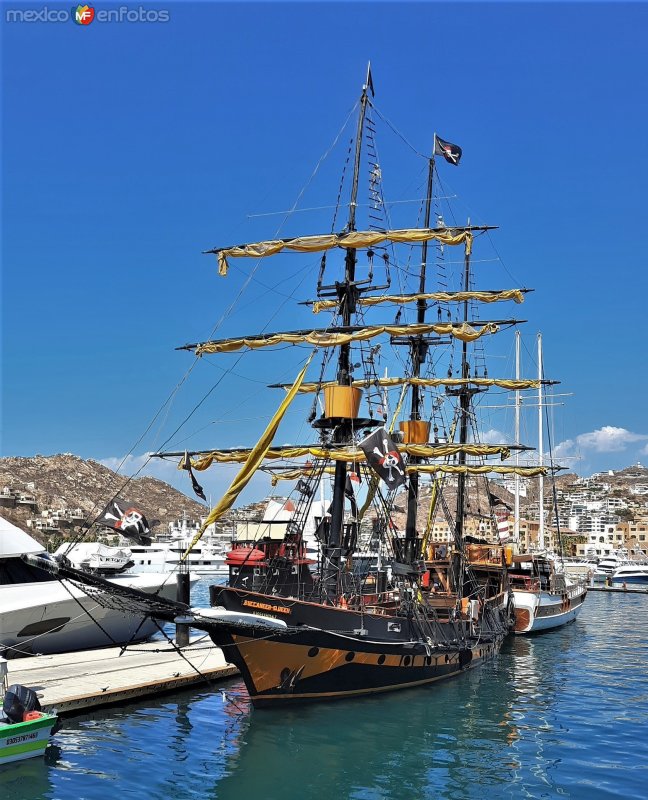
99, 498, 152, 545
359, 427, 407, 489
434, 134, 462, 166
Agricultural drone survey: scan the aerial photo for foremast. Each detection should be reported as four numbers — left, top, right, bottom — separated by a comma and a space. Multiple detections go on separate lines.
322, 73, 370, 603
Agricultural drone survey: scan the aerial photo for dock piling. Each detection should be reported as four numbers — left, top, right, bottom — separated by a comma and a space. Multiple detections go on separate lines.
176, 571, 191, 647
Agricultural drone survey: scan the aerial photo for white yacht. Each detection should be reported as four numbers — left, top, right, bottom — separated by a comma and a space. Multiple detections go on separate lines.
0, 516, 195, 657
591, 550, 636, 583
122, 512, 229, 575
126, 538, 227, 575
610, 564, 648, 588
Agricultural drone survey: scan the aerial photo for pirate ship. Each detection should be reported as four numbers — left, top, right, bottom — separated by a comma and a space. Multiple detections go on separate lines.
151, 69, 568, 707
24, 69, 563, 707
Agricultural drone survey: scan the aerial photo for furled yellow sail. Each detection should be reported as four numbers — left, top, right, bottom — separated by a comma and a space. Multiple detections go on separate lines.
188, 442, 511, 470
269, 463, 552, 484
282, 376, 543, 393
412, 465, 551, 477
195, 322, 498, 356
312, 289, 524, 314
180, 355, 312, 560
213, 228, 473, 276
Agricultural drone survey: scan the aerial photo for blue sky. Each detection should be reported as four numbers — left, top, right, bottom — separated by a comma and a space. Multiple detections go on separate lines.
2, 2, 648, 505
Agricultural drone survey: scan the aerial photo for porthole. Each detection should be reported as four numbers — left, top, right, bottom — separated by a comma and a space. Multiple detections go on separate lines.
308, 647, 319, 658
404, 655, 411, 667
445, 654, 449, 663
425, 655, 432, 666
377, 654, 386, 665
345, 651, 355, 662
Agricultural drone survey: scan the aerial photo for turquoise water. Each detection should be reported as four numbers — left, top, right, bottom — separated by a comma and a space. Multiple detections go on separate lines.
2, 589, 648, 799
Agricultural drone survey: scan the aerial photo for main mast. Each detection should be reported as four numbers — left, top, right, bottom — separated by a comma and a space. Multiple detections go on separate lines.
404, 152, 435, 563
321, 72, 371, 602
451, 223, 476, 591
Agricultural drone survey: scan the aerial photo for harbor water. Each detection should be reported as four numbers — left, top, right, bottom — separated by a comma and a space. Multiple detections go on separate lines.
2, 587, 647, 799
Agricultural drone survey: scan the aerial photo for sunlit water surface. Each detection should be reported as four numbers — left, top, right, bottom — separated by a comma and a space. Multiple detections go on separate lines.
2, 587, 647, 799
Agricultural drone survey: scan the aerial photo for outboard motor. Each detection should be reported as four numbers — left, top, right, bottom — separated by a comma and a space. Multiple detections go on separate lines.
3, 684, 41, 724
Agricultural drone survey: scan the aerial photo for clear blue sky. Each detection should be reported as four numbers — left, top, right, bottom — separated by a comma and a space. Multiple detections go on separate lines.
2, 2, 647, 503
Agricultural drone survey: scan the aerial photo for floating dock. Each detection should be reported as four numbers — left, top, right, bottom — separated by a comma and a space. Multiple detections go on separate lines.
6, 637, 239, 716
587, 584, 648, 594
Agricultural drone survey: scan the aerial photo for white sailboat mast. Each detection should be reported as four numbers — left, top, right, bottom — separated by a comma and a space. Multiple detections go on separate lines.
537, 333, 545, 550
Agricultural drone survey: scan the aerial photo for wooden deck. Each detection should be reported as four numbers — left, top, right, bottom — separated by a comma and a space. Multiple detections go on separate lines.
5, 636, 239, 716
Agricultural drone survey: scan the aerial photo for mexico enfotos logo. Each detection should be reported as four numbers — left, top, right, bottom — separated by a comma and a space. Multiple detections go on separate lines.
5, 5, 171, 23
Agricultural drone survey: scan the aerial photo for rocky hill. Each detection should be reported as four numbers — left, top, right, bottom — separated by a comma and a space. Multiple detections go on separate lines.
0, 454, 207, 543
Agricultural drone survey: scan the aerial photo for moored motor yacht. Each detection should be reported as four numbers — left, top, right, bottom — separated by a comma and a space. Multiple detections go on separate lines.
610, 564, 648, 588
0, 516, 196, 657
590, 550, 648, 583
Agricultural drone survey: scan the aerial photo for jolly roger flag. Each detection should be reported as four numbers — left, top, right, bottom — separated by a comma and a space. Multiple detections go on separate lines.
434, 135, 462, 166
99, 498, 152, 545
359, 427, 407, 490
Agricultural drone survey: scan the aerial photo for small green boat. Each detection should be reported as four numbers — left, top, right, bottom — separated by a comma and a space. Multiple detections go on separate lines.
0, 711, 59, 765
0, 677, 59, 766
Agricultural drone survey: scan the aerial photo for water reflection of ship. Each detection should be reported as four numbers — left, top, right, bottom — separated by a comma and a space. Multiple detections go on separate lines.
213, 624, 585, 799
214, 672, 524, 800
497, 628, 582, 794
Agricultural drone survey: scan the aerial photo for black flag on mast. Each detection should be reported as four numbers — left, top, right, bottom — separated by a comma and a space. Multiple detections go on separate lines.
179, 451, 207, 502
345, 473, 359, 519
359, 427, 407, 490
365, 62, 375, 97
434, 135, 462, 166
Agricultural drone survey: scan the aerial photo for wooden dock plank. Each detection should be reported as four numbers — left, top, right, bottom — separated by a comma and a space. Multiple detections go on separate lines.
6, 637, 239, 715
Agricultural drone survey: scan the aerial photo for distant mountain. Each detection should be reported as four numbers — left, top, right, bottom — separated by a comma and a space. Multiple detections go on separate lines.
0, 453, 207, 542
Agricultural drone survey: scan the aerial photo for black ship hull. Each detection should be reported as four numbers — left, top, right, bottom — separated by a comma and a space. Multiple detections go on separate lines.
207, 586, 507, 708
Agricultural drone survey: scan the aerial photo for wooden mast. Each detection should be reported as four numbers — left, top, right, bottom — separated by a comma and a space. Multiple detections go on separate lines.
404, 150, 435, 563
321, 69, 370, 602
452, 221, 475, 594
